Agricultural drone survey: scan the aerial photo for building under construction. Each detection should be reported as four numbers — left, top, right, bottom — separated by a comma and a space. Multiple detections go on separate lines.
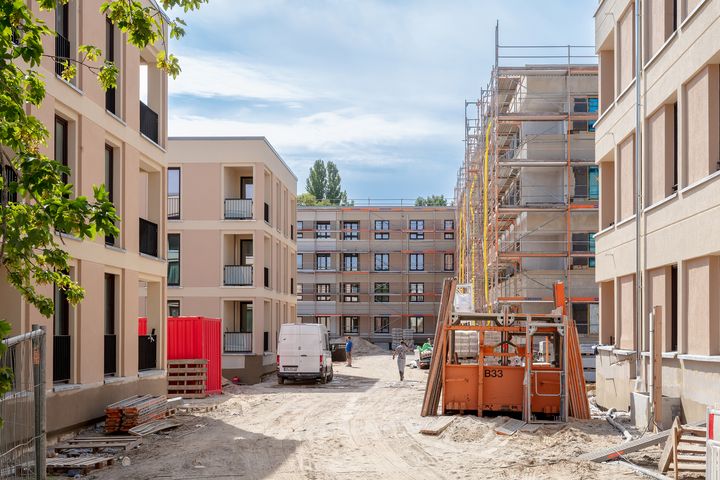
455, 30, 599, 347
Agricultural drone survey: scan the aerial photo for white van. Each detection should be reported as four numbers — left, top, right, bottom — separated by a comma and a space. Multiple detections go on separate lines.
277, 323, 333, 384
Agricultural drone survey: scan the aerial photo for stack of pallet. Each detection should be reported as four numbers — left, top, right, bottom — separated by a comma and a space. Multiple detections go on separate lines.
167, 359, 208, 399
421, 278, 456, 417
567, 319, 590, 419
105, 395, 167, 433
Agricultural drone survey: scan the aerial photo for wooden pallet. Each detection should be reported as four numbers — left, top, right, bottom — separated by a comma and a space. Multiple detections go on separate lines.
129, 418, 182, 437
46, 455, 115, 475
659, 417, 707, 478
168, 359, 208, 399
52, 435, 142, 454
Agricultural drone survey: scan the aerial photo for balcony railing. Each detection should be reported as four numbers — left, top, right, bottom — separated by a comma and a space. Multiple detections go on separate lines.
139, 218, 158, 257
53, 335, 71, 383
55, 34, 70, 76
104, 334, 117, 376
224, 332, 252, 353
224, 265, 252, 286
139, 101, 159, 144
224, 199, 253, 219
138, 335, 157, 371
167, 195, 180, 220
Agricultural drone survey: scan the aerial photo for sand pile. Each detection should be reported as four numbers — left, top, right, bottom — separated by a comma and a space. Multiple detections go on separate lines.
350, 337, 387, 355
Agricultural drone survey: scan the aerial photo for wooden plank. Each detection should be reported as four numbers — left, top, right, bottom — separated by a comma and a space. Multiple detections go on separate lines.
129, 418, 182, 437
168, 359, 207, 365
521, 423, 542, 433
668, 462, 706, 472
419, 416, 455, 435
677, 444, 706, 454
579, 429, 674, 462
679, 435, 707, 444
658, 417, 680, 473
652, 306, 662, 431
166, 367, 207, 373
675, 455, 706, 463
681, 426, 707, 436
167, 375, 206, 381
495, 418, 527, 436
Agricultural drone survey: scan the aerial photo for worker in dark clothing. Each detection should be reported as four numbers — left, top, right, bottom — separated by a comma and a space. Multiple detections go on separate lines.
345, 336, 353, 367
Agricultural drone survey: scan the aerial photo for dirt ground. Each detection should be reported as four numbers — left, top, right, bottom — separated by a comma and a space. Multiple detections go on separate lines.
91, 347, 656, 480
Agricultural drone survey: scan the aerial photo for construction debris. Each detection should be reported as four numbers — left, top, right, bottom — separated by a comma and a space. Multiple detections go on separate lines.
660, 418, 707, 476
52, 435, 142, 454
495, 418, 527, 436
129, 419, 182, 437
419, 416, 456, 436
45, 455, 115, 475
105, 395, 168, 433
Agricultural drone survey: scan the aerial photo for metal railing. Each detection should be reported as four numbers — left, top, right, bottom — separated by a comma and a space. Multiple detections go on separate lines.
139, 101, 159, 144
224, 199, 253, 219
104, 334, 116, 376
52, 335, 70, 383
55, 34, 70, 76
138, 335, 156, 371
167, 195, 180, 220
223, 332, 252, 353
224, 265, 252, 286
0, 327, 46, 479
139, 218, 158, 257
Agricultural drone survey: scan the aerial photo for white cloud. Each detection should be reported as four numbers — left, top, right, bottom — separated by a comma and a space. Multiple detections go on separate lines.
169, 55, 317, 101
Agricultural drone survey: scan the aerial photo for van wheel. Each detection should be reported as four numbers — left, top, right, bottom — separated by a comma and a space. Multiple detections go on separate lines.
277, 376, 284, 385
320, 370, 328, 384
328, 367, 334, 383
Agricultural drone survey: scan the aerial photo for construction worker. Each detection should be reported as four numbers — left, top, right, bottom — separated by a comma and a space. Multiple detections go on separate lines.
392, 340, 411, 381
345, 336, 353, 367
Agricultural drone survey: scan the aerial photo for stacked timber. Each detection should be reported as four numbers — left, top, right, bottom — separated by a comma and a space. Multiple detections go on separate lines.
567, 319, 590, 419
421, 278, 456, 417
105, 395, 168, 433
167, 359, 208, 399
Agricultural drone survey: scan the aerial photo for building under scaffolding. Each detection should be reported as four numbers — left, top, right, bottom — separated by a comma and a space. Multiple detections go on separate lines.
456, 28, 599, 347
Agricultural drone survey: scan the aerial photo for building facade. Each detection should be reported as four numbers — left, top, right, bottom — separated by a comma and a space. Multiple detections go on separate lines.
595, 0, 720, 421
296, 206, 456, 348
166, 137, 297, 384
0, 0, 169, 432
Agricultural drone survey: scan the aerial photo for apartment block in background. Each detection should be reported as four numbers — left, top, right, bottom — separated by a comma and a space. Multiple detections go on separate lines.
594, 0, 720, 421
166, 137, 297, 384
0, 0, 169, 433
296, 205, 456, 347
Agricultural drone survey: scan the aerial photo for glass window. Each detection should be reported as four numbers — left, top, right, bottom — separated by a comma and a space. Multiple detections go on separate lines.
297, 253, 303, 270
374, 220, 389, 240
374, 253, 389, 271
444, 219, 454, 239
316, 254, 331, 270
297, 221, 304, 239
409, 253, 424, 271
444, 253, 454, 271
105, 146, 116, 245
343, 283, 359, 302
409, 316, 424, 333
55, 116, 68, 184
343, 221, 359, 240
316, 222, 331, 239
316, 284, 331, 301
410, 283, 424, 302
343, 253, 358, 271
167, 234, 180, 286
410, 220, 425, 240
343, 316, 359, 334
104, 274, 116, 335
374, 282, 389, 303
374, 316, 390, 334
168, 300, 180, 317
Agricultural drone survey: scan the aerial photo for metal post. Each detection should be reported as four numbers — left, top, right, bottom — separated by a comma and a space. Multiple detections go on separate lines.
32, 324, 46, 480
634, 0, 643, 376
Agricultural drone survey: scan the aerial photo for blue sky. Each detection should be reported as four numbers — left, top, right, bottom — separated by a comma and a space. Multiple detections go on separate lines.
168, 1, 596, 202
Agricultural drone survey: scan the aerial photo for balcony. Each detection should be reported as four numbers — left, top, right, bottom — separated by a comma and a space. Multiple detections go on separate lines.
55, 34, 70, 76
224, 199, 253, 220
139, 101, 159, 144
224, 265, 253, 286
53, 335, 71, 383
104, 334, 117, 376
139, 218, 158, 257
224, 332, 252, 353
138, 335, 157, 371
167, 195, 180, 220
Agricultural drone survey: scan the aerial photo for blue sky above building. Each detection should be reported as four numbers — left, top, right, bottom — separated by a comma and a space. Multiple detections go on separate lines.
168, 0, 596, 202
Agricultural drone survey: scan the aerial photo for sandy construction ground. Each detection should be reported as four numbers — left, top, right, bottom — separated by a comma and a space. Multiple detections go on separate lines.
92, 347, 652, 480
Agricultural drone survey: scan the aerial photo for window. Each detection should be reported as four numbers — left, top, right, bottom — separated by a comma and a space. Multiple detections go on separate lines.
374, 316, 390, 334
296, 283, 302, 300
240, 177, 253, 200
444, 253, 454, 271
572, 97, 598, 132
297, 254, 303, 270
168, 167, 180, 220
670, 264, 678, 351
374, 282, 390, 303
104, 273, 116, 336
2, 165, 18, 204
409, 253, 424, 271
672, 102, 678, 192
105, 17, 116, 113
316, 221, 330, 239
297, 221, 304, 239
105, 146, 116, 245
55, 2, 71, 76
343, 253, 358, 271
409, 283, 424, 302
374, 220, 389, 240
410, 220, 425, 240
409, 316, 424, 333
316, 284, 331, 301
572, 233, 595, 268
573, 166, 599, 201
316, 253, 331, 270
573, 304, 589, 335
444, 219, 454, 239
374, 253, 389, 271
167, 233, 180, 286
168, 300, 180, 317
55, 116, 69, 184
343, 221, 359, 240
343, 316, 359, 334
342, 283, 359, 302
228, 302, 253, 333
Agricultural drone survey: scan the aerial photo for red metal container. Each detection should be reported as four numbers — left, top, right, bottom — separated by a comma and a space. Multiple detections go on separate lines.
138, 317, 148, 336
167, 316, 222, 395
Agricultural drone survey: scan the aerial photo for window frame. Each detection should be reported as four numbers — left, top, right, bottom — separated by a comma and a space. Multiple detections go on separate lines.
444, 219, 454, 239
343, 316, 359, 334
316, 253, 331, 271
342, 282, 359, 302
374, 316, 390, 334
444, 253, 454, 271
167, 233, 180, 286
297, 221, 304, 239
168, 299, 180, 317
374, 282, 390, 302
315, 221, 331, 239
409, 316, 424, 333
409, 282, 424, 302
409, 253, 425, 271
316, 283, 332, 301
343, 221, 359, 240
374, 253, 390, 271
374, 220, 390, 240
343, 253, 359, 272
409, 219, 425, 240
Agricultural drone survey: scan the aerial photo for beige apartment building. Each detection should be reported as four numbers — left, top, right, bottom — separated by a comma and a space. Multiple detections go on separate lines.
166, 137, 297, 384
296, 206, 456, 347
595, 0, 720, 421
0, 0, 169, 432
